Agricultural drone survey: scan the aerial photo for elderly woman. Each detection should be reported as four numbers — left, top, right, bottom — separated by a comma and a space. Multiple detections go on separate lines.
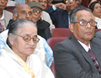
89, 1, 101, 29
0, 19, 54, 78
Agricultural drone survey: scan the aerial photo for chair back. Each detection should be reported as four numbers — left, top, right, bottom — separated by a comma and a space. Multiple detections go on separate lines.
47, 37, 67, 78
95, 29, 101, 33
51, 28, 72, 37
6, 6, 16, 13
47, 37, 67, 50
51, 28, 101, 37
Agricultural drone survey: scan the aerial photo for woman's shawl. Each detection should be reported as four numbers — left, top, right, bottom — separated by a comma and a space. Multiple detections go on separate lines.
0, 39, 54, 78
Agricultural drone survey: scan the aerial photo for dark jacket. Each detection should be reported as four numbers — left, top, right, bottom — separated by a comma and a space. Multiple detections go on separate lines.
53, 35, 101, 78
37, 19, 52, 40
45, 6, 69, 28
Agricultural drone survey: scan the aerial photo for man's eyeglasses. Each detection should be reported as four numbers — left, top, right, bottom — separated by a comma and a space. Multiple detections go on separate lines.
21, 10, 32, 16
31, 9, 41, 14
65, 0, 73, 3
14, 34, 40, 43
74, 20, 97, 27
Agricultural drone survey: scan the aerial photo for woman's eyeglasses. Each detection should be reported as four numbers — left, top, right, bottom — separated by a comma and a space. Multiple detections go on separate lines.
14, 34, 40, 43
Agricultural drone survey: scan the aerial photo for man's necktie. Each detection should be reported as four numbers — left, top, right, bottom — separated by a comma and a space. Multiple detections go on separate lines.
0, 22, 4, 33
88, 49, 101, 74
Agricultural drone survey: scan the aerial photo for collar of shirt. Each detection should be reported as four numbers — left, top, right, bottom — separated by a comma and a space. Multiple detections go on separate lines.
68, 12, 70, 14
78, 40, 90, 52
0, 10, 4, 20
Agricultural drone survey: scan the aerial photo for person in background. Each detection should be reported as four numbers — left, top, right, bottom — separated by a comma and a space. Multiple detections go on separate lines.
45, 0, 82, 28
89, 1, 101, 29
27, 2, 52, 40
6, 4, 32, 29
0, 0, 12, 32
0, 4, 53, 67
25, 0, 55, 30
39, 0, 48, 10
88, 0, 97, 7
53, 5, 101, 78
48, 0, 53, 7
75, 0, 82, 6
0, 19, 54, 78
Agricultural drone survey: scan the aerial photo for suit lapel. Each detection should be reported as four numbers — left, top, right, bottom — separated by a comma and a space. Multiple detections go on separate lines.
71, 36, 97, 71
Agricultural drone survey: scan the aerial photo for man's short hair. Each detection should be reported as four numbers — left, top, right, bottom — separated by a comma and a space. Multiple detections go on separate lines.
70, 5, 92, 24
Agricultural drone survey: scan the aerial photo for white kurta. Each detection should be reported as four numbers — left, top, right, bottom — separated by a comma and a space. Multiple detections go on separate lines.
0, 43, 54, 78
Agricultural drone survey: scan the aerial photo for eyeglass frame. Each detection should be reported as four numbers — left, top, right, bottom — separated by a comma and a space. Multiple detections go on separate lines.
65, 0, 73, 3
74, 20, 97, 27
20, 10, 32, 16
14, 34, 40, 43
31, 9, 42, 14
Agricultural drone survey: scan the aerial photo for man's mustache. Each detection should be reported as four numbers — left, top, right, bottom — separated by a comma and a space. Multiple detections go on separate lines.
42, 5, 45, 7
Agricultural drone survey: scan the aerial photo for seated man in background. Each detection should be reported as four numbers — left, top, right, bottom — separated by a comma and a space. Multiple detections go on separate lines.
0, 3, 53, 67
39, 0, 48, 10
45, 0, 82, 28
25, 0, 55, 30
53, 6, 101, 78
0, 0, 13, 32
0, 19, 54, 78
27, 2, 52, 40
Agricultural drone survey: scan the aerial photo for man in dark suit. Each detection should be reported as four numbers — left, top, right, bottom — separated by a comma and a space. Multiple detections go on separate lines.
45, 0, 82, 28
53, 6, 101, 78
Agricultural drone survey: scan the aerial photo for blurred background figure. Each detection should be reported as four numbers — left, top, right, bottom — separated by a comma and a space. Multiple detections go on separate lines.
25, 0, 55, 30
48, 0, 53, 7
45, 0, 82, 28
39, 0, 49, 10
75, 0, 82, 6
89, 1, 101, 29
27, 2, 52, 40
88, 0, 97, 7
88, 0, 101, 7
0, 0, 13, 33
